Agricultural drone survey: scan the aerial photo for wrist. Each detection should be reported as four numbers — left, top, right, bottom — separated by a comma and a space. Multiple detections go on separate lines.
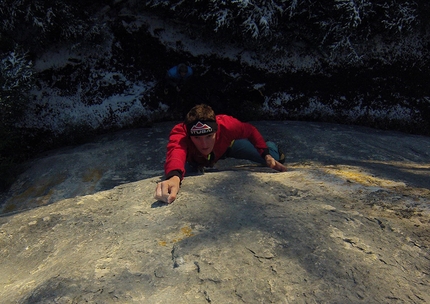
170, 176, 181, 188
169, 176, 180, 182
166, 170, 183, 180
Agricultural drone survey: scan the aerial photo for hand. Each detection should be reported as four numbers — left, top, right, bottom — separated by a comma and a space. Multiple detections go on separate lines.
265, 155, 287, 172
154, 176, 181, 204
176, 86, 181, 92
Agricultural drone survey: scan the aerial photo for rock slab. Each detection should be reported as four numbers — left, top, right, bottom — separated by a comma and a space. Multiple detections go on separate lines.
0, 121, 429, 303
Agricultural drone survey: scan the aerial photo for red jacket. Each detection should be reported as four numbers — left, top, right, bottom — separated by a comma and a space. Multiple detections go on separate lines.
164, 115, 269, 179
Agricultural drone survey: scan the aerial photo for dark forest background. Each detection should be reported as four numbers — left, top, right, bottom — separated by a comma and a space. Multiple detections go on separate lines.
1, 0, 429, 189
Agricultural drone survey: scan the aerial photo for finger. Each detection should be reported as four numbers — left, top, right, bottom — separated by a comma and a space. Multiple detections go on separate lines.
273, 161, 287, 172
265, 156, 272, 166
266, 158, 276, 169
154, 184, 159, 200
154, 183, 168, 203
167, 184, 179, 204
154, 183, 161, 199
167, 194, 176, 204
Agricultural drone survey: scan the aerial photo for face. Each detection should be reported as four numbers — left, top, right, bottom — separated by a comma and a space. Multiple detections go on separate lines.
190, 133, 216, 156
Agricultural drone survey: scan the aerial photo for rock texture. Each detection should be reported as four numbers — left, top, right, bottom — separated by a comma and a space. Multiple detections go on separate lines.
1, 121, 429, 303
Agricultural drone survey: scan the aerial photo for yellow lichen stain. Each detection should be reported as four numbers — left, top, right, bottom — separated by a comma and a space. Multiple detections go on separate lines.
181, 226, 194, 237
82, 168, 103, 183
37, 188, 55, 206
325, 167, 405, 188
8, 174, 67, 206
158, 226, 194, 246
325, 163, 430, 197
325, 166, 430, 200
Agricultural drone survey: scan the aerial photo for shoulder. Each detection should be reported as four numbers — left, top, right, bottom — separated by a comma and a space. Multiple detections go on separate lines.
167, 66, 178, 75
216, 115, 242, 127
170, 122, 187, 135
216, 114, 240, 121
216, 114, 231, 123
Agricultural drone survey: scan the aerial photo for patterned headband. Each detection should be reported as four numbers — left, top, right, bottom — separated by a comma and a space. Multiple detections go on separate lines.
187, 120, 218, 136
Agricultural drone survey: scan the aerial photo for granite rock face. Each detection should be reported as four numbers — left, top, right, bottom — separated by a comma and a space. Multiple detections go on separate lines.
1, 121, 429, 303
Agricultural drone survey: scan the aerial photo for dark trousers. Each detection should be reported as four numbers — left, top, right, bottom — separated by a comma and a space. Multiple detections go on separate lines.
185, 139, 280, 175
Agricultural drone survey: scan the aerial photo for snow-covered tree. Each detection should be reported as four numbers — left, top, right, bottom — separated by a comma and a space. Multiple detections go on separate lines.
0, 48, 34, 186
0, 0, 107, 51
0, 48, 33, 124
142, 0, 426, 63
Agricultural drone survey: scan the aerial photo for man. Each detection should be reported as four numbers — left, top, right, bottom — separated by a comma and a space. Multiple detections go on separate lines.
164, 63, 193, 94
154, 104, 287, 204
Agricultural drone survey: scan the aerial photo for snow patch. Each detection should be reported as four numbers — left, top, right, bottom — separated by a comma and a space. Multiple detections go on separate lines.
21, 82, 156, 134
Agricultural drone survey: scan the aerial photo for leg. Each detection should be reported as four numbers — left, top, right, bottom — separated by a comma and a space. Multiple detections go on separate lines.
266, 141, 281, 161
228, 139, 280, 165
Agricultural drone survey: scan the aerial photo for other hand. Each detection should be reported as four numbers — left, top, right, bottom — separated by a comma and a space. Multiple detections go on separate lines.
265, 155, 287, 172
154, 176, 181, 204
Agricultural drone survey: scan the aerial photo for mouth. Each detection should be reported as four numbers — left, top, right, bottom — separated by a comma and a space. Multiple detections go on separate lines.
200, 148, 210, 155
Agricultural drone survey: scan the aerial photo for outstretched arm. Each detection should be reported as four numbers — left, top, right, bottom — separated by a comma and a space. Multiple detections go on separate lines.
154, 176, 181, 204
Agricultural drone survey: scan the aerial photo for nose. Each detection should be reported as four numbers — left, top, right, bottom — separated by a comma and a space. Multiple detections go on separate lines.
201, 137, 211, 148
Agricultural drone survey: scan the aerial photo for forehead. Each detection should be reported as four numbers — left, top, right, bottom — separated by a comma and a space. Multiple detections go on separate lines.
190, 133, 216, 139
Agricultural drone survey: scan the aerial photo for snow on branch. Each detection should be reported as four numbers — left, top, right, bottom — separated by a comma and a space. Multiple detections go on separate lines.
0, 48, 34, 120
234, 0, 284, 38
334, 0, 363, 28
243, 16, 260, 38
214, 9, 230, 31
381, 2, 418, 32
0, 0, 98, 46
146, 0, 285, 39
329, 35, 363, 63
0, 49, 33, 92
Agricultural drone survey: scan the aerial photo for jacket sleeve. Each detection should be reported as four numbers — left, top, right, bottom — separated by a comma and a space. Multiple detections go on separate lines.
221, 115, 269, 158
164, 123, 188, 180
